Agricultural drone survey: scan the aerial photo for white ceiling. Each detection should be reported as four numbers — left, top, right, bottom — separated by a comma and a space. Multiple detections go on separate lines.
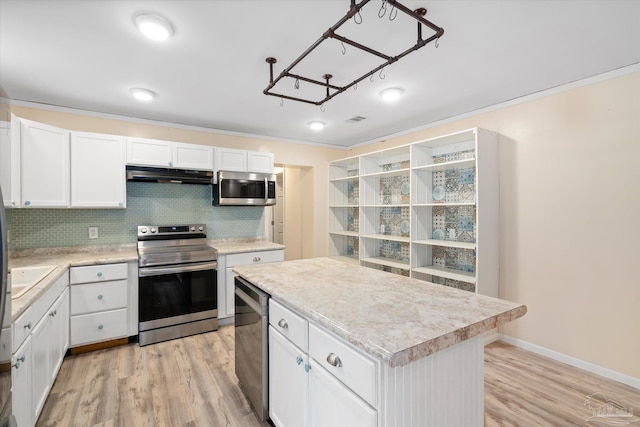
1, 1, 639, 148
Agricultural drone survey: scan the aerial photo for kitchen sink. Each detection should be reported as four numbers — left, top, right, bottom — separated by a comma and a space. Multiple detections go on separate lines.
11, 265, 57, 299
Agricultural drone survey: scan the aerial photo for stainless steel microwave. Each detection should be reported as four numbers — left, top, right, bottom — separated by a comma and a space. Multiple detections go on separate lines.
213, 171, 276, 206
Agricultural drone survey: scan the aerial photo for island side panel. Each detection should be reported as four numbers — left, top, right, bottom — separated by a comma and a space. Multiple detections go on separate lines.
380, 334, 484, 427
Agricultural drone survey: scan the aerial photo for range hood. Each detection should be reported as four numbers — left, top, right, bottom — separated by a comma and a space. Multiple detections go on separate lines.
126, 165, 213, 185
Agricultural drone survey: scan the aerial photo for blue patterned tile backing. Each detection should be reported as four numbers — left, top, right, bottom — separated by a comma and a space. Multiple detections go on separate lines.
6, 182, 264, 250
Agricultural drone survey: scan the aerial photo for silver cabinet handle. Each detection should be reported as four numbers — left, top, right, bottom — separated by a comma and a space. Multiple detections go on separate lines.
277, 319, 288, 329
253, 256, 261, 262
326, 353, 343, 368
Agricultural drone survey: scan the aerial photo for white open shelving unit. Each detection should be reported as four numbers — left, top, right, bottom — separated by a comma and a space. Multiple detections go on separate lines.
328, 128, 499, 297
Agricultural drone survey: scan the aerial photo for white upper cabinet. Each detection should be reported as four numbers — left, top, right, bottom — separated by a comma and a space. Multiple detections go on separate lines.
216, 147, 274, 174
126, 137, 213, 170
20, 118, 70, 208
0, 115, 21, 207
173, 142, 213, 170
126, 137, 173, 168
215, 147, 247, 172
71, 131, 126, 208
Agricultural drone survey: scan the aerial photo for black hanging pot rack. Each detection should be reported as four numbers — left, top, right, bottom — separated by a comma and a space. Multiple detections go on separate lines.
263, 0, 444, 106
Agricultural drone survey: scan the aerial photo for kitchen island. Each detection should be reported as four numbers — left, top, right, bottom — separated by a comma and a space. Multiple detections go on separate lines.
234, 257, 526, 427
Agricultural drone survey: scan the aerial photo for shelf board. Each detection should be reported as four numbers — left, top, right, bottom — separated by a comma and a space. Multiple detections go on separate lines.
414, 202, 476, 207
360, 204, 410, 208
329, 230, 359, 237
330, 255, 360, 265
412, 239, 476, 250
360, 168, 409, 178
329, 175, 359, 182
361, 234, 410, 243
361, 257, 410, 270
412, 266, 476, 284
329, 204, 359, 208
412, 158, 475, 172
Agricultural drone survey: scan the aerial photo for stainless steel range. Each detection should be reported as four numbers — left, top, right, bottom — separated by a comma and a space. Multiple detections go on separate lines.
137, 224, 218, 346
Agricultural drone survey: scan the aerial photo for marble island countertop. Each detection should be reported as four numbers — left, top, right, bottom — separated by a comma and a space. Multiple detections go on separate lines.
234, 257, 527, 368
210, 239, 284, 255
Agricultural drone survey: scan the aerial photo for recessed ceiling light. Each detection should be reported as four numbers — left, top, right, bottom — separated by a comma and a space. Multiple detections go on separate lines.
379, 87, 404, 102
130, 88, 156, 101
135, 14, 173, 41
308, 121, 325, 131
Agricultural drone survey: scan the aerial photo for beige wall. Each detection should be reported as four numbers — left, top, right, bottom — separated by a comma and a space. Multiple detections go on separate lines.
9, 105, 343, 258
344, 72, 640, 379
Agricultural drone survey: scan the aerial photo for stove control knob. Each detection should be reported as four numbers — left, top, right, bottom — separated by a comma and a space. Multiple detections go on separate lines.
198, 226, 204, 231
191, 226, 196, 232
150, 227, 157, 233
140, 227, 148, 234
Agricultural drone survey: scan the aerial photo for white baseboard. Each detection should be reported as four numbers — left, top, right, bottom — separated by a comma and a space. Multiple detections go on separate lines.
498, 334, 640, 390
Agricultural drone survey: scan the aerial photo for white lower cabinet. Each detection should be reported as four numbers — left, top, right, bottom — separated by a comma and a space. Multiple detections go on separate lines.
12, 272, 69, 427
269, 326, 308, 427
12, 335, 32, 427
268, 299, 377, 427
69, 263, 129, 347
220, 249, 284, 320
309, 361, 377, 427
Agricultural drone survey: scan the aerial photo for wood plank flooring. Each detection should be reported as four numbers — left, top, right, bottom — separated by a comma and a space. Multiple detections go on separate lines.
36, 327, 640, 427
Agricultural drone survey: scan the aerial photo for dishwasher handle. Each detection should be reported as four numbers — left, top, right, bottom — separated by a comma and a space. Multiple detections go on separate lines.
235, 286, 264, 315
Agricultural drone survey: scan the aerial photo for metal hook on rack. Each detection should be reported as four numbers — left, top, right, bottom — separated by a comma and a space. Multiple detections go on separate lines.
370, 73, 375, 82
435, 38, 440, 48
379, 68, 386, 80
320, 103, 326, 112
353, 82, 358, 91
378, 0, 387, 18
280, 97, 284, 107
354, 9, 363, 24
389, 4, 398, 20
341, 41, 346, 55
294, 78, 300, 89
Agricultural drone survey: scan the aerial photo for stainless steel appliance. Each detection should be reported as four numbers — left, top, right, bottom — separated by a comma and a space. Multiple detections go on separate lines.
234, 276, 269, 421
137, 224, 218, 346
213, 171, 276, 206
0, 187, 16, 427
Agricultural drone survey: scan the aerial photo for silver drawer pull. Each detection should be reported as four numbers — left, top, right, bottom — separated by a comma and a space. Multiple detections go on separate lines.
277, 319, 288, 329
253, 256, 261, 262
326, 353, 343, 368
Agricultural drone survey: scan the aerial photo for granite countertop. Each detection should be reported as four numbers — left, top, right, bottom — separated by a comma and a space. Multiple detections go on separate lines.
8, 245, 138, 321
234, 257, 527, 368
211, 239, 285, 255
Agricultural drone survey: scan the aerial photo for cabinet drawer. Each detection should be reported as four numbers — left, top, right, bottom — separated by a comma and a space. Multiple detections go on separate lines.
70, 308, 128, 346
70, 263, 127, 285
269, 299, 308, 352
70, 280, 127, 315
227, 250, 284, 267
309, 323, 377, 407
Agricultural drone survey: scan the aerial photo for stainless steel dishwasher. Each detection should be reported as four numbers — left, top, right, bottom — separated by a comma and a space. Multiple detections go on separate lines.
234, 276, 269, 421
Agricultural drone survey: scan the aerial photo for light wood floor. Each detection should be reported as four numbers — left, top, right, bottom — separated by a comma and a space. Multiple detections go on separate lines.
36, 326, 639, 427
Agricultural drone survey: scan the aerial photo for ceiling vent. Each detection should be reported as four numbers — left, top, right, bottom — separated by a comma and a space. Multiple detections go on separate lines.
346, 116, 367, 123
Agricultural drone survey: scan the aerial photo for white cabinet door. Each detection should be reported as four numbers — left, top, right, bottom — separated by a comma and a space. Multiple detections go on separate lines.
269, 326, 308, 427
71, 131, 126, 208
31, 313, 50, 421
247, 151, 274, 174
49, 288, 69, 383
12, 335, 32, 427
216, 147, 247, 172
20, 118, 70, 207
0, 116, 21, 207
173, 142, 213, 170
309, 361, 377, 427
225, 267, 235, 318
126, 137, 173, 167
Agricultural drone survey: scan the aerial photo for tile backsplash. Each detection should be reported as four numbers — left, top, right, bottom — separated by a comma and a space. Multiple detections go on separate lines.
6, 182, 265, 250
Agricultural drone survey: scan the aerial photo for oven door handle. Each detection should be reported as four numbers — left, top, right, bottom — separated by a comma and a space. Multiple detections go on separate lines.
139, 261, 218, 277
